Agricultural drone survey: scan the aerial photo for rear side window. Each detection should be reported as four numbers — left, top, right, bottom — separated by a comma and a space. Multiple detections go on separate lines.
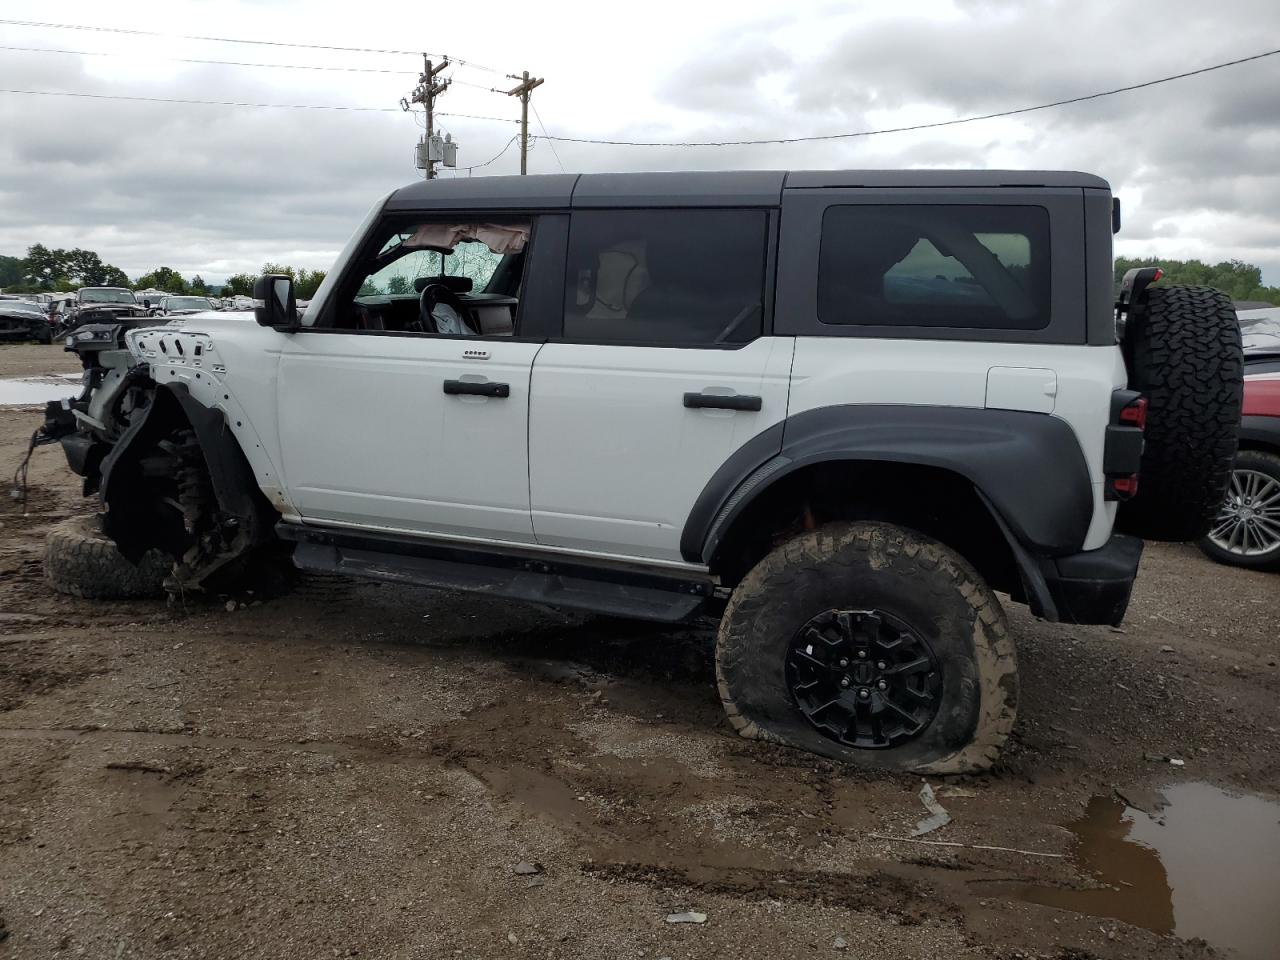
563, 209, 767, 344
818, 205, 1051, 330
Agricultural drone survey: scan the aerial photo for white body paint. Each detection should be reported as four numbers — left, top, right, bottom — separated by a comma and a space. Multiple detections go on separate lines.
126, 318, 1124, 562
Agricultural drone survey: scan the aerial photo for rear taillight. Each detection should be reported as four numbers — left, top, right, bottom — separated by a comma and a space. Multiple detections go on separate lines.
1105, 390, 1146, 501
1118, 396, 1147, 430
1111, 475, 1139, 498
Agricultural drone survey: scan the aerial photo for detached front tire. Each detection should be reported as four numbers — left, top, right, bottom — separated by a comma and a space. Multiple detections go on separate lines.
716, 522, 1017, 774
44, 516, 170, 600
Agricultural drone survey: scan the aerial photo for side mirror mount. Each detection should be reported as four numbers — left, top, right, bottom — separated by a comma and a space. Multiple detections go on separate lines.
253, 274, 297, 329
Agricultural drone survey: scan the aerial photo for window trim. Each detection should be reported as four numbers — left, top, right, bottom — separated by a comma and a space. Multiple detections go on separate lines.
816, 202, 1053, 332
308, 210, 539, 340
551, 206, 776, 350
774, 187, 1088, 345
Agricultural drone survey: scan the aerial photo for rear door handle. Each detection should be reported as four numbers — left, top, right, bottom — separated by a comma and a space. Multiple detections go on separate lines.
443, 379, 510, 398
683, 392, 762, 411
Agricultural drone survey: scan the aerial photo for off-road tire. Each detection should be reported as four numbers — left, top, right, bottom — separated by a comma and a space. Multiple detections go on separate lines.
1119, 284, 1243, 542
715, 522, 1017, 774
1196, 449, 1280, 570
44, 516, 170, 600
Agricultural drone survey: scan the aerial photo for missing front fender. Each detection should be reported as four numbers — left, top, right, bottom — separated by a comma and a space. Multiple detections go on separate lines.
98, 383, 278, 590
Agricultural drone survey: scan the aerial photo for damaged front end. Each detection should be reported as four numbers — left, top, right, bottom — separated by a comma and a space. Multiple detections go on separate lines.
37, 324, 277, 592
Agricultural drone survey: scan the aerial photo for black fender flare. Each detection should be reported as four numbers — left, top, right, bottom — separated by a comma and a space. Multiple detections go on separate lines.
681, 405, 1095, 601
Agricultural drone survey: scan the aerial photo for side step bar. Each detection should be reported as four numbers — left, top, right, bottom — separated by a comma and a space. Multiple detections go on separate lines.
277, 524, 714, 623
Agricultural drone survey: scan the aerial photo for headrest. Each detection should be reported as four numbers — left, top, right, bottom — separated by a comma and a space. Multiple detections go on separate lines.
413, 276, 474, 294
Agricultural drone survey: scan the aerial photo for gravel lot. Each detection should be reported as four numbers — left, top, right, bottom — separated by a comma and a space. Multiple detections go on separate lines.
1, 341, 1277, 959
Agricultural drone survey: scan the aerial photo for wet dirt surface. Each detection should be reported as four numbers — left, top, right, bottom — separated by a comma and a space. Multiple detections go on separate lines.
998, 783, 1280, 959
1, 342, 1279, 959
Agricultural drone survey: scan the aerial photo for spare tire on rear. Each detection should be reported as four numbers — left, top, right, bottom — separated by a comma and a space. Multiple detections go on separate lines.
1117, 284, 1243, 542
44, 515, 170, 600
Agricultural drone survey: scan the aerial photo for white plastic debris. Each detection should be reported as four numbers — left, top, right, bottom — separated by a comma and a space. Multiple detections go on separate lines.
665, 911, 707, 924
911, 781, 952, 836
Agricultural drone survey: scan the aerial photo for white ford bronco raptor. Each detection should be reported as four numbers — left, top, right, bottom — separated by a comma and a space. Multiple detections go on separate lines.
38, 170, 1244, 773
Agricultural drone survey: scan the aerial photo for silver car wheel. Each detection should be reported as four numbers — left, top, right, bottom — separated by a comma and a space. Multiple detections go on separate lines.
1207, 468, 1280, 557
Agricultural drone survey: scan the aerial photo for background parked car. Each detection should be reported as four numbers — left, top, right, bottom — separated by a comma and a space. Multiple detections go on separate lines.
0, 297, 53, 343
59, 287, 149, 334
159, 295, 215, 317
1199, 309, 1280, 568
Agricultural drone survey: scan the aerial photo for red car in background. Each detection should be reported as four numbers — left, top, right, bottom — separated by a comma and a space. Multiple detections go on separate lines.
1199, 311, 1280, 568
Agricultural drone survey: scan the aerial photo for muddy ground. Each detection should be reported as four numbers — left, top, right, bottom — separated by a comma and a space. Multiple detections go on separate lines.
1, 341, 1277, 959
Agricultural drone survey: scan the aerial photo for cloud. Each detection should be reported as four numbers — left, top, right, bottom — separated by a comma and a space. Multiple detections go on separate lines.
0, 0, 1278, 283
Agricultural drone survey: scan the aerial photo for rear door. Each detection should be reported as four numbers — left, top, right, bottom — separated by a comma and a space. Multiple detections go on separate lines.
528, 207, 793, 562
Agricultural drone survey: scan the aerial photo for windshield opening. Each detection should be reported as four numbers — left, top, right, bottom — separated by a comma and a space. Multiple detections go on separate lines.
82, 289, 137, 305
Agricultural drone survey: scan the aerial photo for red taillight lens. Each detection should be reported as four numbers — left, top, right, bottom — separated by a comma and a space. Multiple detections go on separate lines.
1111, 475, 1140, 497
1119, 397, 1147, 430
1152, 268, 1163, 282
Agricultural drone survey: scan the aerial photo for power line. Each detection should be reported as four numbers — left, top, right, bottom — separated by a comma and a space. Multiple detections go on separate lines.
536, 46, 1280, 147
531, 102, 565, 174
0, 43, 420, 74
3, 44, 1274, 147
0, 17, 503, 73
0, 87, 520, 119
448, 136, 519, 175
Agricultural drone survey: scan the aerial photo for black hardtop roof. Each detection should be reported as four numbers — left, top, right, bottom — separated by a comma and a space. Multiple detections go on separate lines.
385, 169, 1110, 211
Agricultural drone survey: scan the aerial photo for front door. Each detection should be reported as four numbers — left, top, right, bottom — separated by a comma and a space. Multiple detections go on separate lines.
528, 207, 792, 562
276, 215, 553, 544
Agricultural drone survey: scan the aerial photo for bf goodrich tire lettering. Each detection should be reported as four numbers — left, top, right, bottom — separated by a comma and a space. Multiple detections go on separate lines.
44, 516, 170, 600
1119, 285, 1244, 542
715, 522, 1017, 774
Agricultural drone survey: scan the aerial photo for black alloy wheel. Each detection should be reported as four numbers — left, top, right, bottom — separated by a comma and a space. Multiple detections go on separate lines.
786, 608, 942, 749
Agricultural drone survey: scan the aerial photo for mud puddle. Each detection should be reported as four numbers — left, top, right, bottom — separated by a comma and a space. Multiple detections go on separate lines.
0, 374, 80, 407
1002, 782, 1280, 959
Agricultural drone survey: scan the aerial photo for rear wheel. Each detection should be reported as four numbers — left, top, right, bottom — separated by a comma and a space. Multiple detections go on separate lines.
1197, 450, 1280, 569
715, 522, 1017, 774
1118, 284, 1243, 542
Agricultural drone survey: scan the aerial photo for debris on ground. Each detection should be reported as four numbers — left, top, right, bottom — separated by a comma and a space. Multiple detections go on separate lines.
665, 911, 707, 924
833, 935, 848, 950
512, 862, 543, 876
911, 781, 952, 836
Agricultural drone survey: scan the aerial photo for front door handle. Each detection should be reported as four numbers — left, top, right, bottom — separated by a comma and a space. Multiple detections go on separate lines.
683, 391, 762, 411
443, 379, 510, 398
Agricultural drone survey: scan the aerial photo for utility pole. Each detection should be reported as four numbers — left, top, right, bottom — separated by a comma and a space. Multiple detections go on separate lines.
504, 70, 544, 175
406, 56, 450, 179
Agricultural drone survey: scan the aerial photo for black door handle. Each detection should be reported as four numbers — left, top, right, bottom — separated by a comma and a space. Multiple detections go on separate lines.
443, 379, 510, 398
683, 392, 762, 411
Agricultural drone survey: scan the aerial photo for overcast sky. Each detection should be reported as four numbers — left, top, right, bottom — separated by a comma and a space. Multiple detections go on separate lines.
1, 0, 1278, 285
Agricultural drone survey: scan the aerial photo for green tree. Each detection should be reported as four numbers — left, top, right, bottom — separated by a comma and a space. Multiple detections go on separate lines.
23, 244, 68, 289
385, 274, 411, 296
100, 265, 130, 287
191, 275, 208, 294
1115, 256, 1280, 304
133, 267, 189, 295
261, 262, 296, 281
296, 269, 326, 299
0, 254, 25, 288
222, 273, 256, 297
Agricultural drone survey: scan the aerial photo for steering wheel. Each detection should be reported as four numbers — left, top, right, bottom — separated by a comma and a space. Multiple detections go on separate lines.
418, 283, 477, 336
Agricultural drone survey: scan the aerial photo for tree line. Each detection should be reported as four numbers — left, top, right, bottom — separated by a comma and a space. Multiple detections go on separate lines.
1115, 257, 1279, 304
0, 245, 326, 300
